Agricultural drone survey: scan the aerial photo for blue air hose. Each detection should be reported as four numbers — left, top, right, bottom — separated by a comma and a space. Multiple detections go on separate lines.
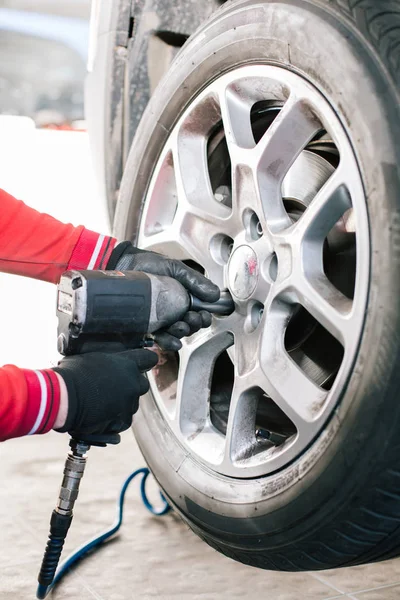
36, 467, 170, 599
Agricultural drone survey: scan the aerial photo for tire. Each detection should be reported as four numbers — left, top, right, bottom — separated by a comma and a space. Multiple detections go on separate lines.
114, 0, 400, 571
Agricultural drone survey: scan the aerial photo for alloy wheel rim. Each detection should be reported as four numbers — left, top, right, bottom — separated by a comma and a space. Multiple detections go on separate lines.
138, 65, 370, 478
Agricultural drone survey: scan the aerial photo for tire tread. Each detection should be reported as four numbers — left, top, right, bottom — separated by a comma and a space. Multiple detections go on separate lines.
332, 0, 400, 82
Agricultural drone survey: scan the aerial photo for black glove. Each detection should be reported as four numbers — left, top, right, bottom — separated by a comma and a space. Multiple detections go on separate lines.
154, 309, 212, 351
107, 243, 219, 351
54, 349, 158, 438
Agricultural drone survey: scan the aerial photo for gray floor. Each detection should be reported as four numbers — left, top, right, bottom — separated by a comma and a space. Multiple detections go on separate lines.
1, 431, 400, 600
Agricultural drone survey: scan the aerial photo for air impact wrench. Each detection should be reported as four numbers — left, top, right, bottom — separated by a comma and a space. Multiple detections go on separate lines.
56, 269, 234, 355
37, 269, 234, 597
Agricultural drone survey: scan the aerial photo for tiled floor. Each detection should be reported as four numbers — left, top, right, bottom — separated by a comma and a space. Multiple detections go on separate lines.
1, 432, 400, 600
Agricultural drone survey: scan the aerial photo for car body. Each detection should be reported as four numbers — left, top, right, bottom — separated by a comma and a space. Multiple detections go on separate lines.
86, 0, 226, 223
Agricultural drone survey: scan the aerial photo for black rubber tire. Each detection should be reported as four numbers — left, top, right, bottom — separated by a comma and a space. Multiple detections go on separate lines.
114, 0, 400, 571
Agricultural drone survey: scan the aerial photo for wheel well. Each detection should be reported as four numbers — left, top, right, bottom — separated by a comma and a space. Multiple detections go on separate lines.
104, 0, 227, 221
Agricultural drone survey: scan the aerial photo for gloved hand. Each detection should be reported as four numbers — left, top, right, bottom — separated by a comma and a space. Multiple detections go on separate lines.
53, 349, 158, 438
153, 310, 212, 351
107, 242, 220, 351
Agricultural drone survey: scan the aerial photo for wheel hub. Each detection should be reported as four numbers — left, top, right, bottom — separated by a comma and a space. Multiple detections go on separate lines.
228, 245, 259, 300
137, 64, 369, 478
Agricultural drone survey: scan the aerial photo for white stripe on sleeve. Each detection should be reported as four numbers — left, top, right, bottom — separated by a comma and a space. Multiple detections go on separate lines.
87, 234, 105, 270
27, 371, 47, 435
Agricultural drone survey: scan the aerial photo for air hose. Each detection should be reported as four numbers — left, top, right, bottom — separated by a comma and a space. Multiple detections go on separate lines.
36, 453, 170, 599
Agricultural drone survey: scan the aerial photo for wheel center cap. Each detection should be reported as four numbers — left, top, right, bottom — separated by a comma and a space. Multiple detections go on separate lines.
228, 245, 259, 300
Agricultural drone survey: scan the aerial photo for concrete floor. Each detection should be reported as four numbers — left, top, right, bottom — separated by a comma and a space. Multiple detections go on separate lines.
1, 120, 400, 599
3, 432, 400, 600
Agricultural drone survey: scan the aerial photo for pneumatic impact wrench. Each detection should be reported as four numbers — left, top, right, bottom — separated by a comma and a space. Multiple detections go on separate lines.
36, 269, 234, 598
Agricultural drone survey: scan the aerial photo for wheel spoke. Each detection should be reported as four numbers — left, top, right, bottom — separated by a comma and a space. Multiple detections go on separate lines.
293, 167, 352, 242
254, 95, 321, 232
175, 330, 234, 437
139, 206, 229, 285
217, 85, 260, 232
138, 226, 191, 261
171, 91, 224, 211
230, 163, 259, 233
139, 207, 227, 287
258, 303, 328, 427
224, 374, 259, 464
177, 209, 228, 286
264, 354, 327, 427
291, 273, 352, 345
218, 83, 255, 157
140, 134, 231, 285
284, 167, 354, 345
138, 147, 186, 259
172, 133, 231, 284
234, 327, 262, 377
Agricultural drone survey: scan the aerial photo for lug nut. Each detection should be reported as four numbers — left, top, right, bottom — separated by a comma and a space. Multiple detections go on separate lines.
214, 185, 231, 207
243, 209, 263, 241
246, 301, 264, 333
269, 253, 278, 282
210, 234, 234, 265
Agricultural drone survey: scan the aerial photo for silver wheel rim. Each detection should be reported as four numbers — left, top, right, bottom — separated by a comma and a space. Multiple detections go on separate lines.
138, 65, 370, 478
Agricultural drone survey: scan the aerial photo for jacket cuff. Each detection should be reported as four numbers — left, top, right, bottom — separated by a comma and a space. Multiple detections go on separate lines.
52, 367, 77, 433
68, 229, 117, 271
21, 369, 61, 435
106, 241, 137, 269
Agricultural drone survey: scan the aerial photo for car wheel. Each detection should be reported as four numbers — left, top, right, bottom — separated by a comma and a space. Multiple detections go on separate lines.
114, 0, 400, 571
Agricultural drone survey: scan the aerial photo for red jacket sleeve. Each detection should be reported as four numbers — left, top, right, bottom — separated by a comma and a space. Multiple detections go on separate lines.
0, 188, 117, 441
0, 366, 61, 441
0, 188, 116, 282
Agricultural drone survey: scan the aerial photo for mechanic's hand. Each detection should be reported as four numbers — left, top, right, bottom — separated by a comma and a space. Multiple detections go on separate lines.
107, 242, 220, 351
153, 309, 212, 351
108, 242, 220, 301
53, 349, 158, 438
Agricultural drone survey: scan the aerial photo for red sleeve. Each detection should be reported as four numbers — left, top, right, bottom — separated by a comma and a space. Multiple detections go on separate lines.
0, 188, 118, 441
0, 366, 60, 441
0, 188, 116, 283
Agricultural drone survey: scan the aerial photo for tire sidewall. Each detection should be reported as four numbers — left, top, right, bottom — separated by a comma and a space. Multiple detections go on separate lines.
116, 0, 400, 547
